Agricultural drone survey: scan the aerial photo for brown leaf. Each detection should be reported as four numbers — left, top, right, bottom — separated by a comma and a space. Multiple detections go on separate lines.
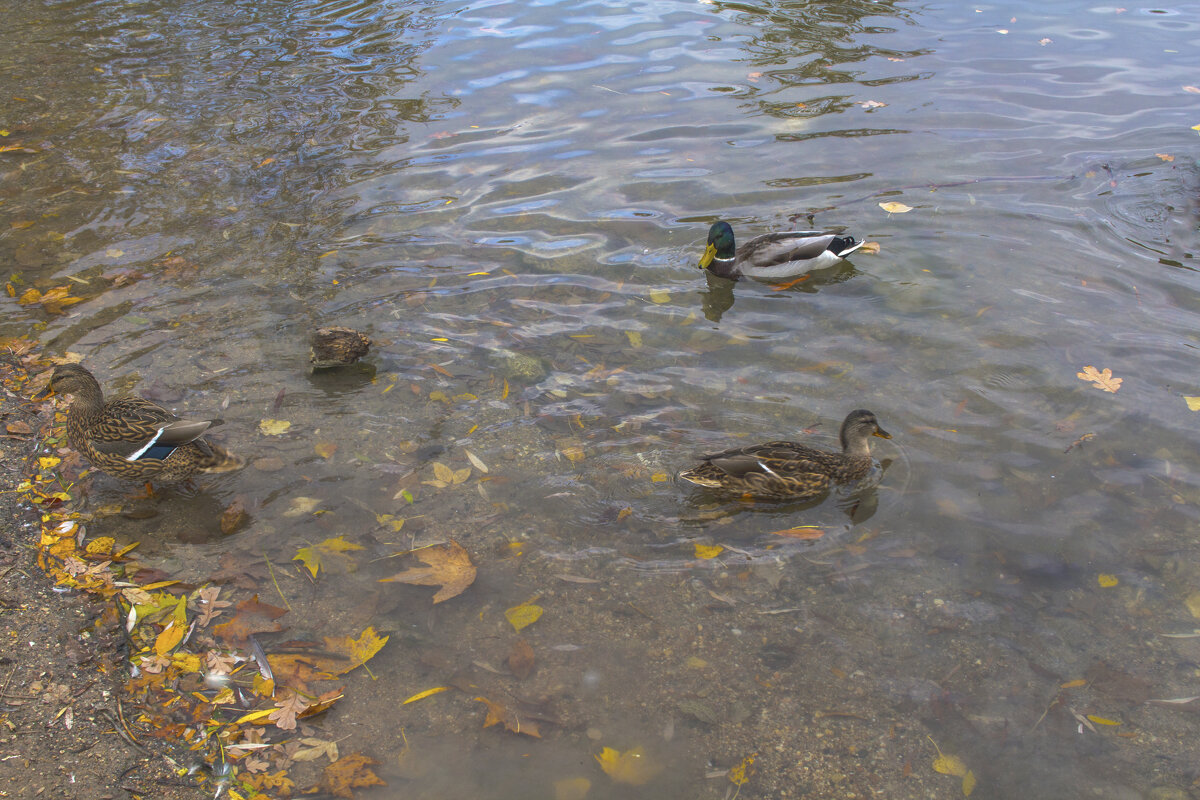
269, 691, 308, 731
210, 595, 288, 644
379, 540, 476, 603
318, 752, 387, 799
1076, 365, 1122, 393
476, 696, 542, 738
508, 638, 535, 680
5, 420, 33, 435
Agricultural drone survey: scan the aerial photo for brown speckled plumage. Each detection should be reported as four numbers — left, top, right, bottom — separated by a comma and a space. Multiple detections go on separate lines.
42, 363, 243, 484
679, 409, 891, 501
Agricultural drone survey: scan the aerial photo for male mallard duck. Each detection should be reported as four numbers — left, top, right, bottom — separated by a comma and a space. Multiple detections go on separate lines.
37, 363, 243, 485
679, 409, 890, 501
698, 220, 864, 280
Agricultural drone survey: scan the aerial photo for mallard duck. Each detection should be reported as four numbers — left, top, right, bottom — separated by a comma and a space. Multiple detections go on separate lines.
679, 409, 890, 501
37, 363, 243, 485
698, 220, 864, 280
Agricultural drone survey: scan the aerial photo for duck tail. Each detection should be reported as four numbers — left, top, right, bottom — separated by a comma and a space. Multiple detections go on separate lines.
197, 441, 246, 473
831, 236, 864, 258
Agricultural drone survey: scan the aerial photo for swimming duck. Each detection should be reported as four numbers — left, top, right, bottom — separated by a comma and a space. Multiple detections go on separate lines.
37, 363, 243, 485
698, 220, 864, 280
679, 409, 890, 501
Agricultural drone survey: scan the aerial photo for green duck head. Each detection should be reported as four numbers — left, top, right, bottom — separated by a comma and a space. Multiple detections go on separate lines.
699, 221, 736, 269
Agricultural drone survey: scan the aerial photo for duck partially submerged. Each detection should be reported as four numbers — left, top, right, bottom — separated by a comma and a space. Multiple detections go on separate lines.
698, 220, 863, 281
38, 363, 243, 485
679, 409, 890, 501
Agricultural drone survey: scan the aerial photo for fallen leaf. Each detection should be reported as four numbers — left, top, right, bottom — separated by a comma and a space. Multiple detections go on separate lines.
293, 536, 364, 577
269, 691, 308, 731
1184, 396, 1200, 411
728, 752, 757, 786
476, 696, 542, 737
314, 441, 338, 459
878, 201, 913, 214
283, 496, 321, 517
648, 288, 670, 304
595, 746, 662, 785
694, 543, 724, 559
259, 418, 291, 436
1085, 714, 1121, 726
1185, 591, 1200, 619
962, 770, 977, 796
1076, 365, 1121, 393
379, 540, 476, 603
508, 638, 535, 679
323, 627, 389, 675
770, 526, 825, 540
1156, 153, 1175, 162
933, 753, 969, 777
292, 737, 339, 763
464, 449, 489, 473
219, 500, 247, 535
858, 241, 881, 254
402, 686, 450, 705
505, 602, 543, 632
1097, 573, 1118, 588
318, 753, 386, 799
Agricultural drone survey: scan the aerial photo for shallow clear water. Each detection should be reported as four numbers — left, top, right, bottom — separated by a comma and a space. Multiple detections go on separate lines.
4, 0, 1200, 797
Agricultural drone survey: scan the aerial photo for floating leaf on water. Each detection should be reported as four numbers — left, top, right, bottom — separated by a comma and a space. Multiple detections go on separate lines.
1184, 396, 1200, 411
1097, 573, 1118, 588
595, 746, 662, 785
859, 241, 881, 254
380, 540, 477, 603
878, 201, 913, 214
1076, 365, 1121, 393
259, 419, 291, 436
505, 602, 544, 632
694, 543, 724, 559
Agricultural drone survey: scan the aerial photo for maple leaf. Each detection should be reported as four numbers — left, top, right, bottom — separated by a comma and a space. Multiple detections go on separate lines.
1076, 365, 1122, 393
269, 691, 308, 731
379, 540, 476, 603
293, 536, 364, 578
196, 586, 232, 627
476, 696, 542, 738
323, 627, 389, 676
318, 753, 386, 799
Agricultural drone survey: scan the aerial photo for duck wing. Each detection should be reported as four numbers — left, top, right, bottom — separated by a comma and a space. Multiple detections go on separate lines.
88, 397, 215, 461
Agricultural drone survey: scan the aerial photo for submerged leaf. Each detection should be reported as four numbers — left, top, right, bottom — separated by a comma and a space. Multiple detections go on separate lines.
323, 626, 389, 675
595, 746, 662, 785
505, 602, 544, 632
728, 752, 757, 786
318, 753, 386, 799
476, 695, 542, 738
694, 543, 724, 559
293, 536, 364, 577
554, 777, 591, 800
379, 540, 476, 603
259, 418, 291, 436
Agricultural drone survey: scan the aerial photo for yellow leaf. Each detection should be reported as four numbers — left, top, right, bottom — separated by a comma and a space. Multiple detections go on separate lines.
324, 626, 389, 674
283, 496, 321, 517
962, 770, 977, 796
375, 514, 405, 532
380, 540, 477, 603
234, 707, 278, 725
879, 201, 913, 213
464, 450, 489, 473
1060, 679, 1088, 689
314, 441, 337, 459
1186, 591, 1200, 619
432, 462, 454, 483
554, 777, 592, 800
650, 472, 668, 482
648, 288, 670, 304
932, 754, 969, 777
686, 656, 707, 668
1076, 365, 1121, 393
402, 686, 450, 705
293, 536, 364, 577
1086, 715, 1121, 726
595, 746, 662, 785
1097, 573, 1118, 588
259, 418, 291, 436
1185, 396, 1200, 411
38, 456, 61, 471
85, 537, 115, 556
505, 602, 543, 632
694, 543, 724, 559
625, 331, 642, 348
728, 752, 757, 786
155, 621, 185, 656
560, 444, 585, 462
452, 466, 472, 484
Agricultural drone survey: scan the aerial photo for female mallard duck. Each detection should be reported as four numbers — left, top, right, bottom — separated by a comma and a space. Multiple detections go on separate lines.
679, 409, 890, 501
38, 363, 243, 485
698, 220, 864, 280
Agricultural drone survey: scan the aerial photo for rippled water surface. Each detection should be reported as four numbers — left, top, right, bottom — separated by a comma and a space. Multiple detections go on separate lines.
5, 0, 1200, 797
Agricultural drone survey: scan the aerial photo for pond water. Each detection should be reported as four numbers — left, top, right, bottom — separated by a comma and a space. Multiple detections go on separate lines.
4, 0, 1200, 797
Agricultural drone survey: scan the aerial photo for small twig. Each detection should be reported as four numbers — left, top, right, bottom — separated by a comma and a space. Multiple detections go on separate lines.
263, 553, 292, 612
